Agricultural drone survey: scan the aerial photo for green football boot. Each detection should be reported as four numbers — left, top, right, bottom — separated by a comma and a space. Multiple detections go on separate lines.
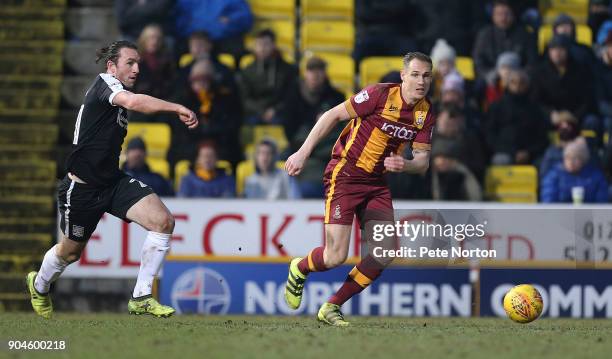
128, 296, 175, 318
284, 257, 307, 309
317, 302, 350, 327
25, 271, 53, 319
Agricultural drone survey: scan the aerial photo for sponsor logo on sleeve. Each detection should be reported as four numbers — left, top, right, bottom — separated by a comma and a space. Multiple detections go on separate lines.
355, 90, 370, 104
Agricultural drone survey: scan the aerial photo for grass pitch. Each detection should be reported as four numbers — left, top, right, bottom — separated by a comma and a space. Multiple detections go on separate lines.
1, 314, 611, 359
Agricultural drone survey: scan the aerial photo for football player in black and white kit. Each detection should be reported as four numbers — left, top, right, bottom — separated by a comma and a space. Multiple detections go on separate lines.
26, 40, 198, 318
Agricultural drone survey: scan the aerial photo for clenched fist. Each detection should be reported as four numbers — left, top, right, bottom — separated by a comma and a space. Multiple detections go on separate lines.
285, 151, 307, 176
384, 154, 406, 172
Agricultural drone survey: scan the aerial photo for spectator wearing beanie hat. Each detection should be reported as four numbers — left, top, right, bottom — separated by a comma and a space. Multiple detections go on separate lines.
483, 51, 520, 109
486, 69, 549, 166
440, 71, 483, 132
550, 13, 596, 70
531, 34, 598, 134
278, 56, 345, 198
122, 137, 174, 197
430, 39, 464, 103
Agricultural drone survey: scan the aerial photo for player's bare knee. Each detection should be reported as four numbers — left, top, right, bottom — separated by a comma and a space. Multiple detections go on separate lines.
153, 211, 175, 234
56, 246, 82, 264
62, 252, 81, 264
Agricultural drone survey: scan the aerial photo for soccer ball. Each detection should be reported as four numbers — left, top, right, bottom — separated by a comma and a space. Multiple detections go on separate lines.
503, 284, 543, 323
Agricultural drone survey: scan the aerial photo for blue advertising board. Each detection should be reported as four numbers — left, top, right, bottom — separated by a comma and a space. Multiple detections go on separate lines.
480, 269, 612, 318
160, 260, 471, 316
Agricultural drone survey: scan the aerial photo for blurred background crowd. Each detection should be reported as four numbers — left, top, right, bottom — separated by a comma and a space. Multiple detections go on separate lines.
59, 0, 612, 203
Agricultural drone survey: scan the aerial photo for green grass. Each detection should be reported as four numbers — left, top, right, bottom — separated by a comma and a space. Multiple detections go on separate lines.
1, 314, 611, 359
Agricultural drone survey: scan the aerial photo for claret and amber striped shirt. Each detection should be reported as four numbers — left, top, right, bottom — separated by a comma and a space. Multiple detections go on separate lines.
325, 83, 435, 179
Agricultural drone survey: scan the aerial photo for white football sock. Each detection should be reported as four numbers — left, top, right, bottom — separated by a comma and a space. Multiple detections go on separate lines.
34, 244, 69, 294
132, 231, 171, 298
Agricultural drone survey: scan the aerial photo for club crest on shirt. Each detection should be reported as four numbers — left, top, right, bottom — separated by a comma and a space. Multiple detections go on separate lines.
72, 225, 84, 238
355, 89, 369, 104
333, 205, 342, 220
414, 110, 426, 129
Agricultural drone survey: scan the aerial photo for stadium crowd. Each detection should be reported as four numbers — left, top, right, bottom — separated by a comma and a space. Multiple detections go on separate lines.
112, 0, 612, 203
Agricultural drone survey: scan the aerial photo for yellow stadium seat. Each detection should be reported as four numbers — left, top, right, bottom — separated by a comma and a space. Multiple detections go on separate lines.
236, 160, 285, 196
217, 160, 233, 176
244, 143, 255, 160
538, 26, 552, 52
178, 53, 194, 68
117, 157, 169, 179
244, 20, 296, 59
485, 165, 538, 203
236, 160, 254, 196
239, 52, 294, 70
248, 0, 295, 21
180, 53, 236, 69
575, 25, 593, 46
547, 129, 597, 145
359, 56, 403, 87
253, 125, 288, 153
174, 160, 190, 191
538, 24, 592, 53
174, 159, 233, 191
239, 54, 255, 69
124, 123, 171, 160
301, 20, 354, 55
147, 158, 170, 179
580, 129, 597, 140
218, 53, 235, 69
455, 56, 475, 81
302, 0, 354, 21
540, 0, 588, 24
300, 52, 355, 95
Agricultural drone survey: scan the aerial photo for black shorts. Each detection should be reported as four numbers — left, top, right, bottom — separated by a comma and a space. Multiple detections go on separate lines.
58, 174, 154, 242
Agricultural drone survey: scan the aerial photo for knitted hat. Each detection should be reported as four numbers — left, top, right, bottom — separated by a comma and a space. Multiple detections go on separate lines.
305, 56, 327, 71
430, 39, 456, 66
496, 51, 521, 70
548, 34, 571, 49
127, 137, 146, 151
441, 71, 465, 93
553, 13, 575, 29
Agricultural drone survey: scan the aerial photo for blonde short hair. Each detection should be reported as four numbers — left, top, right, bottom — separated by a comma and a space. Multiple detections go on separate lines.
564, 137, 589, 162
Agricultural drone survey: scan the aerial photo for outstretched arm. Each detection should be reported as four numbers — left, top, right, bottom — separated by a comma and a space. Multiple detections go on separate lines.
285, 102, 351, 176
113, 91, 198, 129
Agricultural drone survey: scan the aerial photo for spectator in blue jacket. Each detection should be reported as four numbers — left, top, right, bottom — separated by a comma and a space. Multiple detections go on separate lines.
122, 137, 174, 197
178, 142, 236, 198
174, 0, 253, 51
244, 140, 301, 200
540, 138, 608, 203
539, 111, 581, 179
